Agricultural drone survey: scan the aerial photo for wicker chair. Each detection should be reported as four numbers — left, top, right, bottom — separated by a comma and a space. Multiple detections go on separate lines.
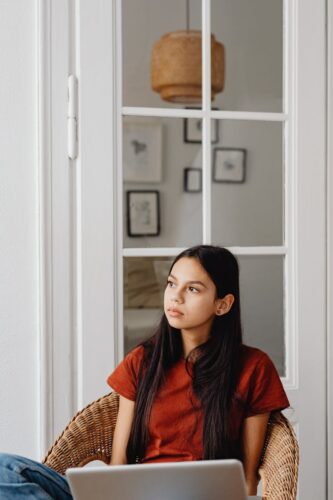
43, 392, 299, 499
258, 412, 299, 499
43, 392, 119, 474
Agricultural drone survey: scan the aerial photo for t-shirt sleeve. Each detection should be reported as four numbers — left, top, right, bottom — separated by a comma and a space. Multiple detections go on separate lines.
244, 352, 290, 418
106, 346, 145, 401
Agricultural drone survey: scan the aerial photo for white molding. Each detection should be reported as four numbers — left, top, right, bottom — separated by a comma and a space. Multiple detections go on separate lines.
36, 0, 54, 457
37, 0, 74, 448
122, 106, 287, 122
51, 0, 74, 439
294, 0, 326, 496
73, 0, 83, 413
115, 0, 125, 363
284, 0, 299, 394
76, 0, 117, 403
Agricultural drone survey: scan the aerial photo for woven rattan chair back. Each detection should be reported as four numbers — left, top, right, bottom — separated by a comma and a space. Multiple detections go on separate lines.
43, 392, 119, 475
44, 393, 299, 500
258, 412, 299, 500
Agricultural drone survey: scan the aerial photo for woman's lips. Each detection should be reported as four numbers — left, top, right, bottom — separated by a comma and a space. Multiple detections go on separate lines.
167, 308, 183, 317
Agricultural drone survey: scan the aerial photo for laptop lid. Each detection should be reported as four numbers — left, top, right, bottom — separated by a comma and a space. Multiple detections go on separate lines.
66, 459, 248, 500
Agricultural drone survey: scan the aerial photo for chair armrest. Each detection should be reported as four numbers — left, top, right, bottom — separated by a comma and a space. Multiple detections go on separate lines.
258, 412, 299, 500
43, 392, 119, 475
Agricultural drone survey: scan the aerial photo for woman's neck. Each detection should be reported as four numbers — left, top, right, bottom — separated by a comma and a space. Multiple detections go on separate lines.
181, 327, 210, 358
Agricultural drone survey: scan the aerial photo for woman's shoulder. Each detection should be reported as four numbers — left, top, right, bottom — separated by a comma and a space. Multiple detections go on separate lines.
238, 344, 275, 374
123, 344, 146, 369
126, 344, 145, 360
237, 344, 289, 416
106, 344, 146, 400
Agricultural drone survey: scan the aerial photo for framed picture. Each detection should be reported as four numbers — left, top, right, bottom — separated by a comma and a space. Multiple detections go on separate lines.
127, 190, 160, 237
184, 167, 202, 192
123, 122, 162, 182
183, 108, 219, 144
213, 148, 247, 183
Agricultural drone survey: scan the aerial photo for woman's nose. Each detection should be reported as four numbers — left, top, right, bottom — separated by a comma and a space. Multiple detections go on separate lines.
171, 291, 183, 303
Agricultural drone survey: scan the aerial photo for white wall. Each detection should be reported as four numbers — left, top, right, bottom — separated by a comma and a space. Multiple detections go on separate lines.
0, 0, 39, 457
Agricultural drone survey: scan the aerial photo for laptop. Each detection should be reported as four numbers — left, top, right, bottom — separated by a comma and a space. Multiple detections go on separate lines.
66, 459, 257, 500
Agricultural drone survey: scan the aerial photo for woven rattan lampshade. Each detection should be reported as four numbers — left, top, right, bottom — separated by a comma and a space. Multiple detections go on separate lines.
151, 30, 225, 103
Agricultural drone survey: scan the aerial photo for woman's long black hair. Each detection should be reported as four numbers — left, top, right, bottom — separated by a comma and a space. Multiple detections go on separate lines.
126, 245, 243, 463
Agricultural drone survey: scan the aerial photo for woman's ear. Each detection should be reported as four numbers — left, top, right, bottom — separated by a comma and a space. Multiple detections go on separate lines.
215, 294, 235, 316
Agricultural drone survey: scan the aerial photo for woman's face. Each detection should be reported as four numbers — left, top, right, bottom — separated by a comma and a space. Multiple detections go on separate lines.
164, 257, 224, 336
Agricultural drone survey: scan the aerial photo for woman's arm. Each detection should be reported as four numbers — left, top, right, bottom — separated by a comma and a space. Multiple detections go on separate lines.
241, 412, 270, 495
110, 395, 135, 465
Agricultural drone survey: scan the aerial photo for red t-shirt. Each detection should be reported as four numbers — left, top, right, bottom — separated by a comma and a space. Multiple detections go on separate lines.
107, 344, 289, 463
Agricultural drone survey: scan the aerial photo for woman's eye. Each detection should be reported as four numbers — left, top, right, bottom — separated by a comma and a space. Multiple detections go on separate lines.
167, 280, 175, 287
189, 286, 198, 293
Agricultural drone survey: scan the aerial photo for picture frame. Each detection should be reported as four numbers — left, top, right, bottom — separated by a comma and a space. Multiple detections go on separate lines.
184, 167, 202, 193
213, 148, 247, 183
183, 108, 219, 144
123, 122, 162, 182
126, 190, 160, 237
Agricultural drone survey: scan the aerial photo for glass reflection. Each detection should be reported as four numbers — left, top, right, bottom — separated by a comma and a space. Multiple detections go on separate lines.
123, 0, 283, 112
239, 255, 285, 376
123, 116, 203, 248
123, 0, 202, 108
211, 120, 283, 246
211, 0, 283, 112
124, 257, 171, 353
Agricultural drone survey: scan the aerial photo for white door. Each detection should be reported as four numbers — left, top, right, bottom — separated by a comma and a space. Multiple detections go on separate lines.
42, 0, 327, 498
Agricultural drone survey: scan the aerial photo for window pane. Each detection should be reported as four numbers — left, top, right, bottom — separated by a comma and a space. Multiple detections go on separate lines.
124, 257, 171, 353
239, 255, 285, 376
123, 116, 203, 248
211, 120, 284, 246
211, 0, 283, 112
124, 255, 285, 376
123, 0, 202, 108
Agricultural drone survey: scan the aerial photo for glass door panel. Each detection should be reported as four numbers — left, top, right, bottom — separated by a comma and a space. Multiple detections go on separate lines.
211, 0, 283, 112
123, 116, 203, 248
211, 119, 284, 246
121, 1, 286, 375
238, 255, 285, 376
124, 256, 172, 353
122, 0, 202, 109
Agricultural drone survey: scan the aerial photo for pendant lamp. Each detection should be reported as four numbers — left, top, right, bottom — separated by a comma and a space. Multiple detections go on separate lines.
151, 1, 225, 104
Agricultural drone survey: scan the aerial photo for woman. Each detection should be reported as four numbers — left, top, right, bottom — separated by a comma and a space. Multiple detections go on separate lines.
0, 245, 289, 498
109, 245, 289, 495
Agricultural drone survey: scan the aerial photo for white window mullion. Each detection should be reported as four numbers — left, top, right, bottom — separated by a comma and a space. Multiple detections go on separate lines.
210, 111, 287, 122
122, 107, 287, 122
37, 0, 53, 455
202, 0, 211, 244
123, 246, 288, 258
122, 107, 204, 119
